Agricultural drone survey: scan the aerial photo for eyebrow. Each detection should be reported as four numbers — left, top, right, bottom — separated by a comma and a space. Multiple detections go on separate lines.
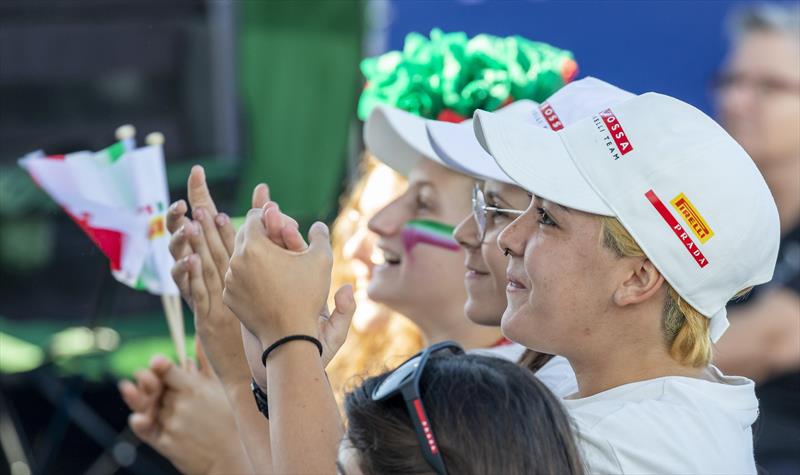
550, 201, 572, 214
485, 191, 508, 206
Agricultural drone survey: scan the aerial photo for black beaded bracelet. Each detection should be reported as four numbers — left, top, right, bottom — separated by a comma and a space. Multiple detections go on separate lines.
261, 335, 323, 366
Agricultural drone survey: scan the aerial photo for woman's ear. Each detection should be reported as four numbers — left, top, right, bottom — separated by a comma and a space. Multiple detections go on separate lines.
613, 258, 665, 308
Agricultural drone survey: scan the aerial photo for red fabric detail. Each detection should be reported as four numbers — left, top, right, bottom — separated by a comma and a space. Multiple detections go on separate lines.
561, 58, 579, 84
490, 337, 513, 348
436, 108, 467, 123
67, 210, 125, 271
47, 154, 66, 160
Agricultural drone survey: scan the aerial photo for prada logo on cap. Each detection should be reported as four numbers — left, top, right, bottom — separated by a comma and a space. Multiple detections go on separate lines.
646, 190, 709, 268
670, 193, 714, 244
594, 108, 633, 160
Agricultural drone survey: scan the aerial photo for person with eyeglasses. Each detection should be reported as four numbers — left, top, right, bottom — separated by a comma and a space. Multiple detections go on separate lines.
473, 87, 780, 473
426, 78, 632, 395
353, 32, 578, 360
712, 5, 800, 473
216, 208, 587, 475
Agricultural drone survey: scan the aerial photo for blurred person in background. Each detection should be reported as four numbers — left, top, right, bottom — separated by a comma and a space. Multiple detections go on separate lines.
713, 3, 800, 473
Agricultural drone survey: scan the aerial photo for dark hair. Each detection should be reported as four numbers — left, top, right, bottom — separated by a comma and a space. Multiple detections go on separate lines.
344, 354, 585, 475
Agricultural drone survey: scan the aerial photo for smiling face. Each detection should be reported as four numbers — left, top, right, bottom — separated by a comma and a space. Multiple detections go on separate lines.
367, 159, 473, 325
496, 196, 624, 356
454, 180, 530, 326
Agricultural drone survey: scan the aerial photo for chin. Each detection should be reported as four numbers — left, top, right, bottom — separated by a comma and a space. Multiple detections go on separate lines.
464, 300, 503, 327
500, 306, 533, 347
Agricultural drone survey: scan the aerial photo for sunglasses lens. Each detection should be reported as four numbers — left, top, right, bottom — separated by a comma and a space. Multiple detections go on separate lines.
372, 355, 421, 400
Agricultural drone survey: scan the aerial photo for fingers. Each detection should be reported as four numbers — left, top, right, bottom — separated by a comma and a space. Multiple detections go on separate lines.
251, 183, 270, 209
215, 213, 236, 256
307, 222, 333, 263
129, 412, 157, 442
187, 165, 218, 215
191, 207, 230, 280
281, 225, 307, 252
160, 359, 193, 390
135, 369, 163, 400
263, 203, 286, 248
331, 284, 357, 324
149, 354, 175, 378
242, 208, 268, 243
118, 379, 149, 413
170, 250, 192, 303
166, 200, 189, 234
187, 254, 210, 318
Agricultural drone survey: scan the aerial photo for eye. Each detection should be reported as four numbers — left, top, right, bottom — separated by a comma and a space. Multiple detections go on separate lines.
536, 207, 556, 227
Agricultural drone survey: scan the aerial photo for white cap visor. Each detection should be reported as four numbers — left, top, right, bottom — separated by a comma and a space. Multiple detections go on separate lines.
364, 105, 452, 176
473, 109, 614, 216
427, 119, 512, 183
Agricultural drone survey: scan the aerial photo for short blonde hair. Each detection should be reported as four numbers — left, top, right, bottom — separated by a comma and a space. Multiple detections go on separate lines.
600, 217, 749, 368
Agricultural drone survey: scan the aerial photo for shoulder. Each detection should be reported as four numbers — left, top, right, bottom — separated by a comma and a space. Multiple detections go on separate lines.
565, 373, 758, 474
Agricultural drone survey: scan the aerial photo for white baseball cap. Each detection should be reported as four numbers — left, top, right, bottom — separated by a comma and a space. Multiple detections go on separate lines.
426, 77, 636, 184
363, 105, 472, 177
474, 92, 780, 341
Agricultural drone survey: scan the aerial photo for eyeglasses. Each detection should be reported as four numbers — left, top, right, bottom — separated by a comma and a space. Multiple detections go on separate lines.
472, 183, 524, 243
711, 72, 800, 99
371, 341, 465, 475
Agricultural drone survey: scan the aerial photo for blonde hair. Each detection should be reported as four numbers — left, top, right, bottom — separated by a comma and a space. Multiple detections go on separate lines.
600, 217, 750, 368
326, 154, 424, 405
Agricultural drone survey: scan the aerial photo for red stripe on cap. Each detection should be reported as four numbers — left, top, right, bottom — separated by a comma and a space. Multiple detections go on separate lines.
645, 190, 709, 268
412, 399, 439, 455
599, 108, 633, 156
539, 103, 564, 131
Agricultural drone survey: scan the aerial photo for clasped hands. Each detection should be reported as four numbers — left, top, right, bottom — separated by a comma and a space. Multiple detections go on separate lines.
170, 166, 355, 388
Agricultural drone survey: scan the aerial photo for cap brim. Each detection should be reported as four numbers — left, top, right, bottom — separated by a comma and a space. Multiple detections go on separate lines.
363, 105, 443, 176
426, 119, 514, 183
473, 110, 614, 216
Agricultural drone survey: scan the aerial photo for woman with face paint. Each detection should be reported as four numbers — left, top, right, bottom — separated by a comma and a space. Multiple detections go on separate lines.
428, 77, 633, 397
359, 30, 578, 354
474, 89, 780, 474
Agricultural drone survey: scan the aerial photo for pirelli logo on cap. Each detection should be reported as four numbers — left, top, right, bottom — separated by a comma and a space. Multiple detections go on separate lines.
670, 193, 714, 244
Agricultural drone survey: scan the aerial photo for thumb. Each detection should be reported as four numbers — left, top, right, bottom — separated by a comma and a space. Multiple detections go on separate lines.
307, 222, 332, 260
330, 284, 356, 330
187, 165, 218, 215
160, 361, 193, 390
251, 183, 270, 209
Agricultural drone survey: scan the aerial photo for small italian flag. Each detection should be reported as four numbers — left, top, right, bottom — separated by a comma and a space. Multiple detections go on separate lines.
18, 141, 178, 296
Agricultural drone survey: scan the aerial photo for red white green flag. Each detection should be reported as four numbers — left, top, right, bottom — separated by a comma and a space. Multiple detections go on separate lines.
19, 141, 178, 296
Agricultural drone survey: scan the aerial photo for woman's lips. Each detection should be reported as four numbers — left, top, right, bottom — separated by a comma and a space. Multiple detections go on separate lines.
506, 272, 527, 291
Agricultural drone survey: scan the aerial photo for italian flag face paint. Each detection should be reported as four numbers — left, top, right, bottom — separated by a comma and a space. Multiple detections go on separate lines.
402, 219, 460, 253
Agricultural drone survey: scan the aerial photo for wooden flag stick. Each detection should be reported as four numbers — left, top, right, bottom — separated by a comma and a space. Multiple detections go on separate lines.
146, 130, 187, 367
161, 294, 187, 367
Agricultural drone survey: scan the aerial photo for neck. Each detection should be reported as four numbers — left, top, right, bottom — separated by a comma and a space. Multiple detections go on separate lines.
565, 306, 705, 397
402, 301, 503, 351
759, 156, 800, 235
423, 321, 505, 351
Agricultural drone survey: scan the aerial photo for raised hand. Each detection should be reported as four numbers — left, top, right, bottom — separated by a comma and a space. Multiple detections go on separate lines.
118, 345, 249, 475
224, 209, 356, 352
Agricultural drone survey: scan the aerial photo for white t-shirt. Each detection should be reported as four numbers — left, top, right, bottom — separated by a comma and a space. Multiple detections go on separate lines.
563, 366, 758, 474
469, 343, 579, 398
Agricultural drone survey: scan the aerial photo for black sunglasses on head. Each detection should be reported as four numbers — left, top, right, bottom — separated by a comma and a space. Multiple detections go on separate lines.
371, 341, 464, 475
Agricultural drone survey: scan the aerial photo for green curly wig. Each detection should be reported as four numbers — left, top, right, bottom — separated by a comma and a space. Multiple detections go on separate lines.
358, 29, 578, 122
